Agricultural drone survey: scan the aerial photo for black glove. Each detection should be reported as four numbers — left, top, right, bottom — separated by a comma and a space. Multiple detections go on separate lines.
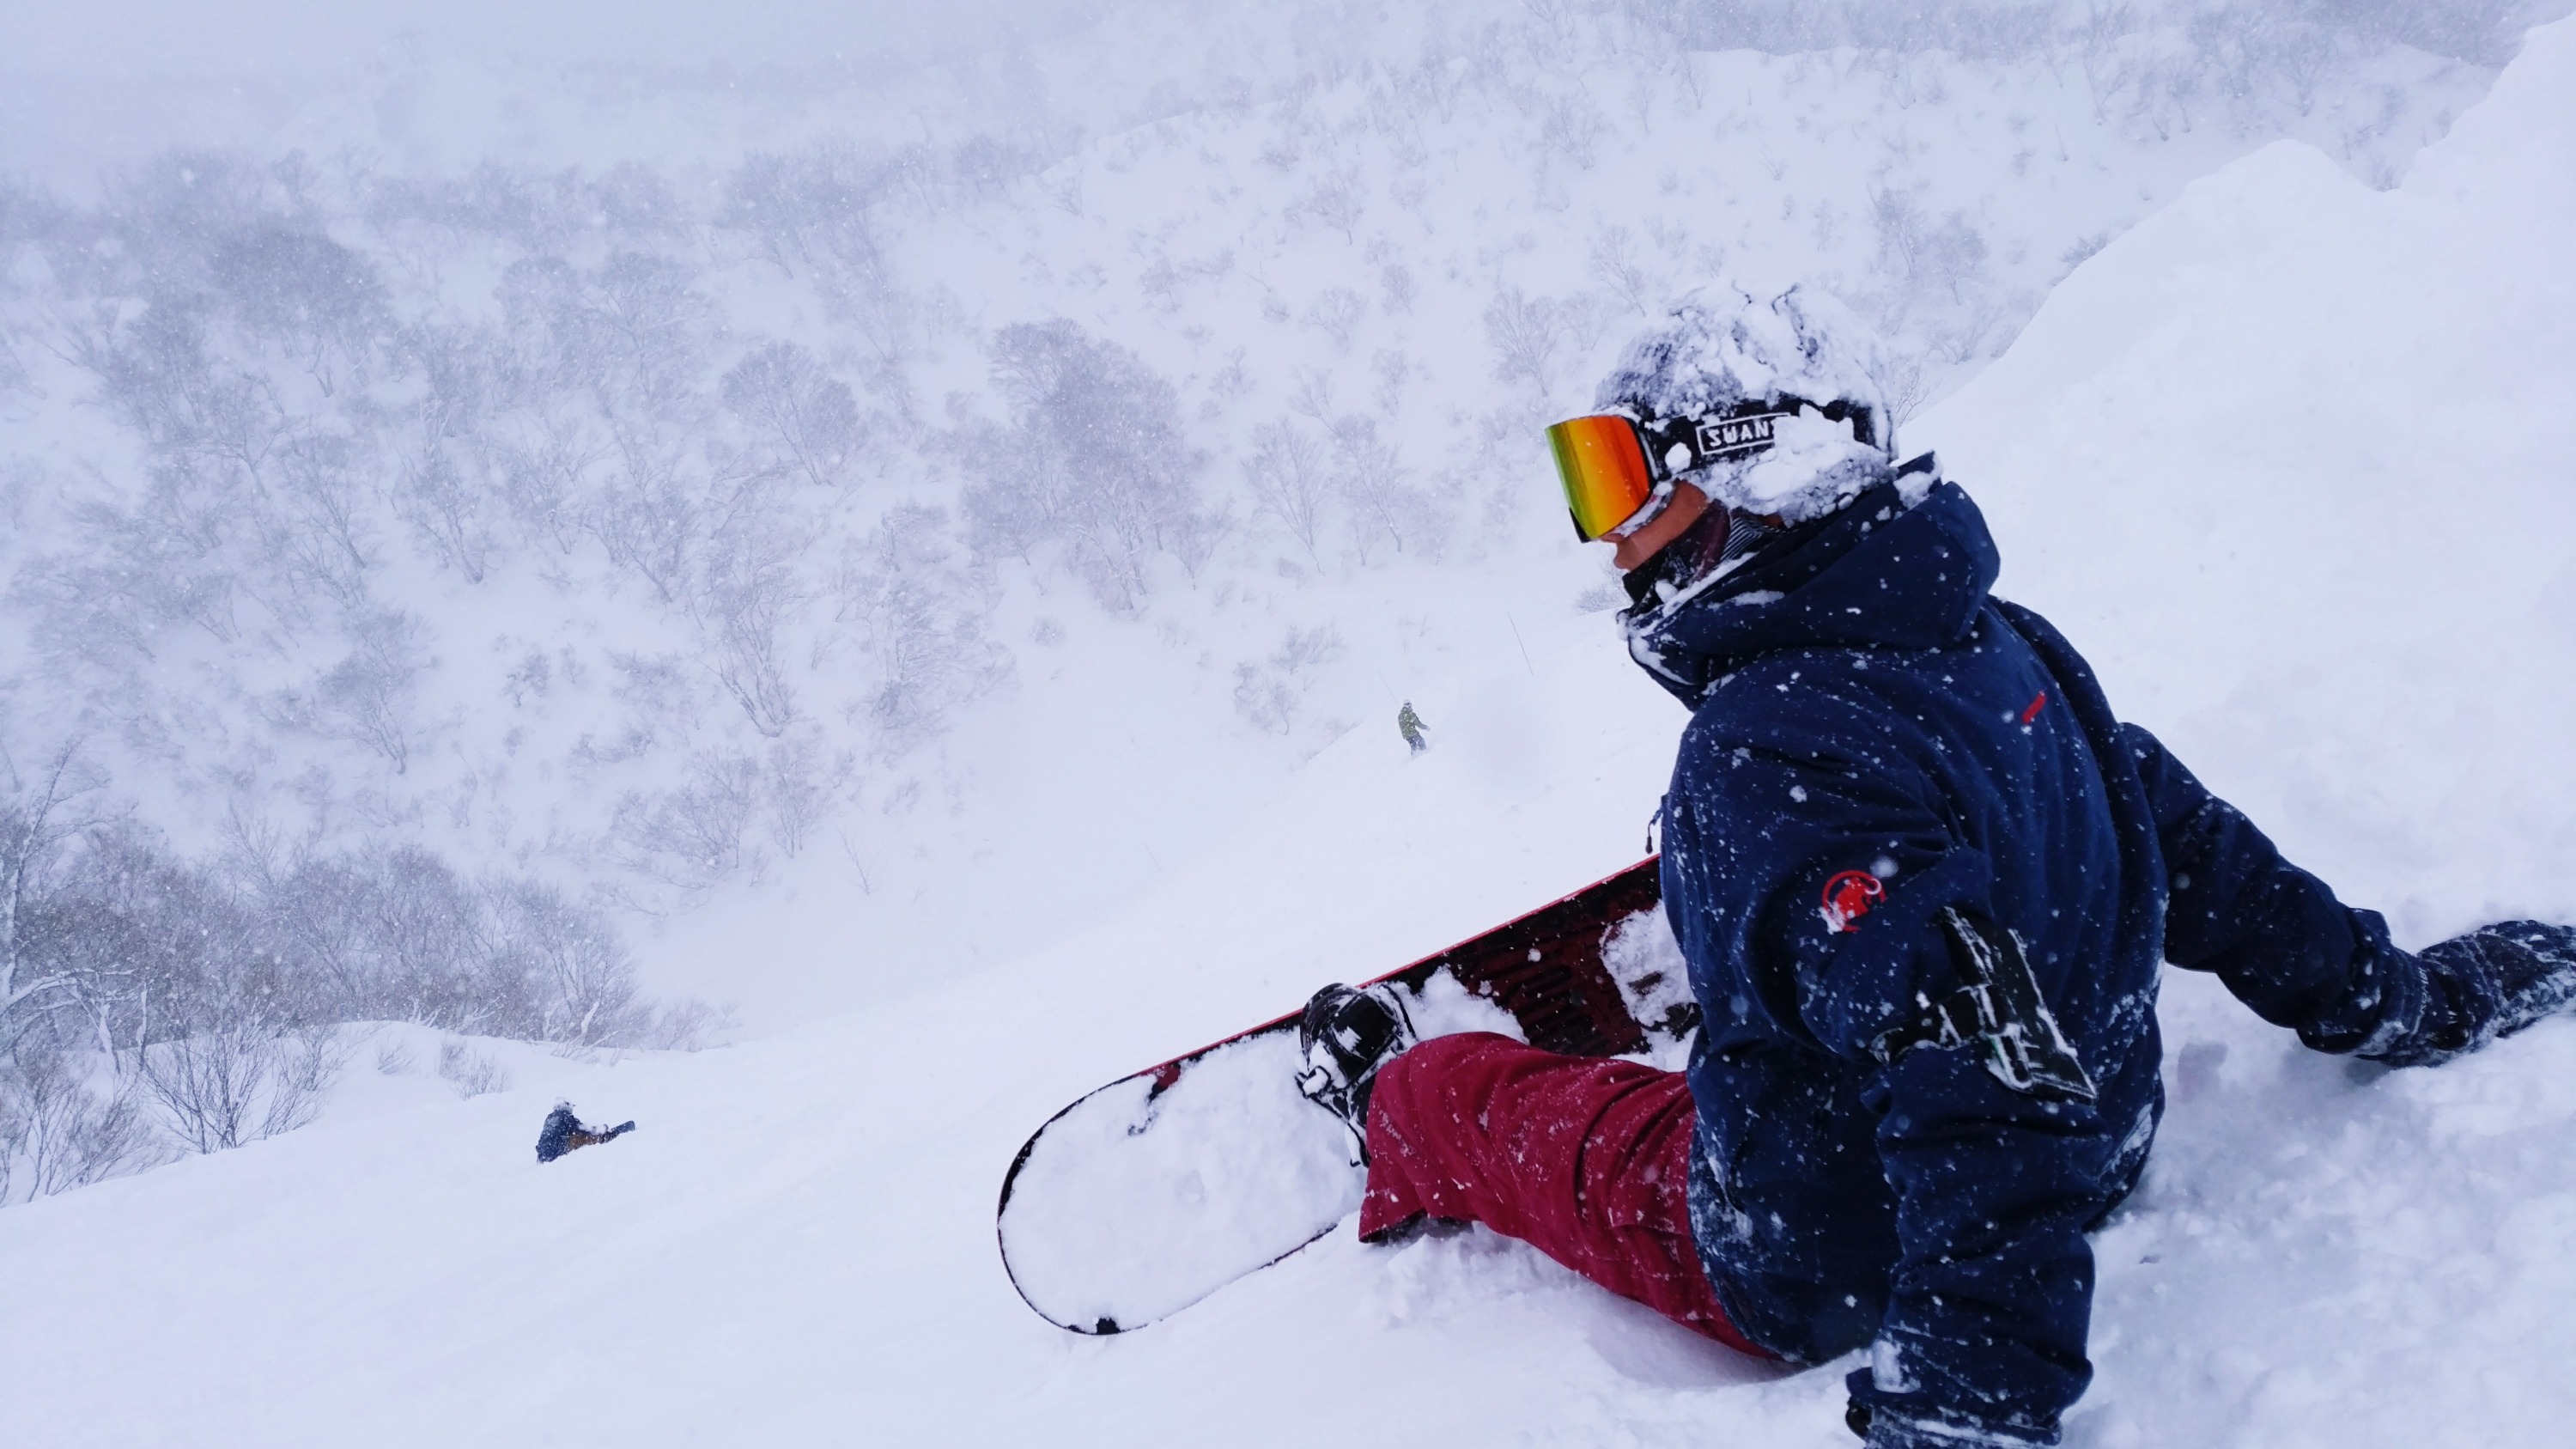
2379, 921, 2576, 1066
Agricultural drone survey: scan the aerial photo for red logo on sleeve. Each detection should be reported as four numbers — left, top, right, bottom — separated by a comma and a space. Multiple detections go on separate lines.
1821, 870, 1885, 934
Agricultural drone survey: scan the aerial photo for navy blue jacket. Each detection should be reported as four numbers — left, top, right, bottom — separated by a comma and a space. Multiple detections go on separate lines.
1636, 476, 2413, 1446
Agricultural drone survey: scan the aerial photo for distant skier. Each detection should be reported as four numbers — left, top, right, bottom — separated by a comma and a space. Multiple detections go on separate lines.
536, 1103, 635, 1164
1396, 701, 1430, 755
1295, 280, 2576, 1448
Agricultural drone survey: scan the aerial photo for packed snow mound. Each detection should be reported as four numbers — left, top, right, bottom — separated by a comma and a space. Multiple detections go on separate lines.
1916, 15, 2576, 951
7, 16, 2576, 1449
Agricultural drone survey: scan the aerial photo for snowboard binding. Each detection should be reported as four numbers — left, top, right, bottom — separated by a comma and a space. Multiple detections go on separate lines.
1294, 981, 1420, 1165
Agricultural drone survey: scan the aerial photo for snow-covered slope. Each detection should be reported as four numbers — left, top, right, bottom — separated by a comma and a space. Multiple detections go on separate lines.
7, 15, 2576, 1449
1913, 14, 2576, 947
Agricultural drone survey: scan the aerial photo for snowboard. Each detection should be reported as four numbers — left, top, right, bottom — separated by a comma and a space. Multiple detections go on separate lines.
994, 855, 1693, 1335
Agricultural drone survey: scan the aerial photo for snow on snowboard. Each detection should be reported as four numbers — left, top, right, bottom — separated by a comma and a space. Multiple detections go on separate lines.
996, 857, 1695, 1334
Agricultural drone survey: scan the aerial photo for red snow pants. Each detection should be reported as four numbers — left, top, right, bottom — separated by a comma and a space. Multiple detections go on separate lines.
1359, 1032, 1771, 1358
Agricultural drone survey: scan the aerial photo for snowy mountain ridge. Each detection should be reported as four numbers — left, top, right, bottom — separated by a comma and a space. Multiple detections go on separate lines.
0, 1, 2545, 1061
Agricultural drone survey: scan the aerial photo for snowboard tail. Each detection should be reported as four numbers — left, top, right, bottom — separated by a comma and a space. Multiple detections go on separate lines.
995, 857, 1672, 1335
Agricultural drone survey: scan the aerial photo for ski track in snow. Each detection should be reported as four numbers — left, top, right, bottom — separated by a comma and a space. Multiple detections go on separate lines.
9, 14, 2576, 1448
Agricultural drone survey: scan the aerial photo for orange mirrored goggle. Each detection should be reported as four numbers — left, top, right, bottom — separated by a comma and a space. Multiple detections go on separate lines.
1546, 414, 1657, 543
1548, 400, 1881, 541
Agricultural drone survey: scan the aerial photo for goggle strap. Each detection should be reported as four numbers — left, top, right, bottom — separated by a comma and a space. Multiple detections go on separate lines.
1636, 399, 1879, 478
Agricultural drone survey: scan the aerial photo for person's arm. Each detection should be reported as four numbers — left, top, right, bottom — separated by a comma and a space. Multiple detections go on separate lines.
2120, 723, 2420, 1056
1851, 941, 2107, 1449
1663, 724, 2105, 1447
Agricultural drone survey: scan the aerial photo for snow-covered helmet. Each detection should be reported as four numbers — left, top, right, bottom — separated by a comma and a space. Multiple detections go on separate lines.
1590, 281, 1895, 527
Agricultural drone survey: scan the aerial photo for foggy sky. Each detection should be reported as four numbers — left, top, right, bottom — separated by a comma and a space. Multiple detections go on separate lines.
0, 0, 1120, 187
0, 0, 1101, 77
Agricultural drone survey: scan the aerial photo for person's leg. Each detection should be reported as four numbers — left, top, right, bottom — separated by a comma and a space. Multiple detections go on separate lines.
1358, 1032, 1769, 1357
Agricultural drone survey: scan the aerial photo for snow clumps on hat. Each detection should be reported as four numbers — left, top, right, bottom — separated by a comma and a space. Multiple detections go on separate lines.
1595, 281, 1898, 526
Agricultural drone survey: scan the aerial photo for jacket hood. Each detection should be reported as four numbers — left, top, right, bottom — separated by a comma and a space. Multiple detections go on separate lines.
1621, 474, 2001, 705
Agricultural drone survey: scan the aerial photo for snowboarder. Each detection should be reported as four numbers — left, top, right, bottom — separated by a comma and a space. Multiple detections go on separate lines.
1396, 700, 1430, 755
1294, 280, 2576, 1447
535, 1103, 635, 1164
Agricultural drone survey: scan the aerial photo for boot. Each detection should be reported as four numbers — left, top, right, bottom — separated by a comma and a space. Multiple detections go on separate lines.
1294, 981, 1419, 1161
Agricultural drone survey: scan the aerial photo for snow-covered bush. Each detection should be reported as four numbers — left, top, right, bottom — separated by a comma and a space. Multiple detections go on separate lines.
434, 1040, 510, 1099
0, 744, 707, 1201
137, 1020, 345, 1154
0, 1049, 155, 1204
1232, 625, 1346, 736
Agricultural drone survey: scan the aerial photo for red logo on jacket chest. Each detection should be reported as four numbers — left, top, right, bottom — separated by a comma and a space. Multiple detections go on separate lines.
1821, 870, 1885, 934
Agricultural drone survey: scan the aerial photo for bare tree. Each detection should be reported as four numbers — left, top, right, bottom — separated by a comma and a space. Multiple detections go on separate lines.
268, 431, 379, 607
64, 299, 296, 480
1379, 263, 1417, 315
1537, 93, 1607, 169
696, 508, 808, 737
266, 608, 427, 774
1328, 416, 1419, 563
1283, 373, 1429, 563
0, 457, 37, 533
394, 434, 501, 583
579, 251, 718, 417
834, 505, 1006, 758
959, 320, 1207, 612
17, 458, 249, 667
610, 753, 766, 890
723, 341, 866, 490
206, 222, 389, 396
485, 881, 643, 1046
1589, 226, 1666, 316
1296, 172, 1366, 243
591, 444, 702, 606
1231, 625, 1346, 736
1875, 350, 1935, 429
761, 737, 848, 857
1301, 288, 1367, 350
715, 143, 908, 362
487, 404, 609, 556
1243, 419, 1333, 569
258, 1027, 348, 1138
0, 743, 98, 1051
1484, 284, 1568, 395
717, 143, 890, 281
354, 848, 495, 1031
